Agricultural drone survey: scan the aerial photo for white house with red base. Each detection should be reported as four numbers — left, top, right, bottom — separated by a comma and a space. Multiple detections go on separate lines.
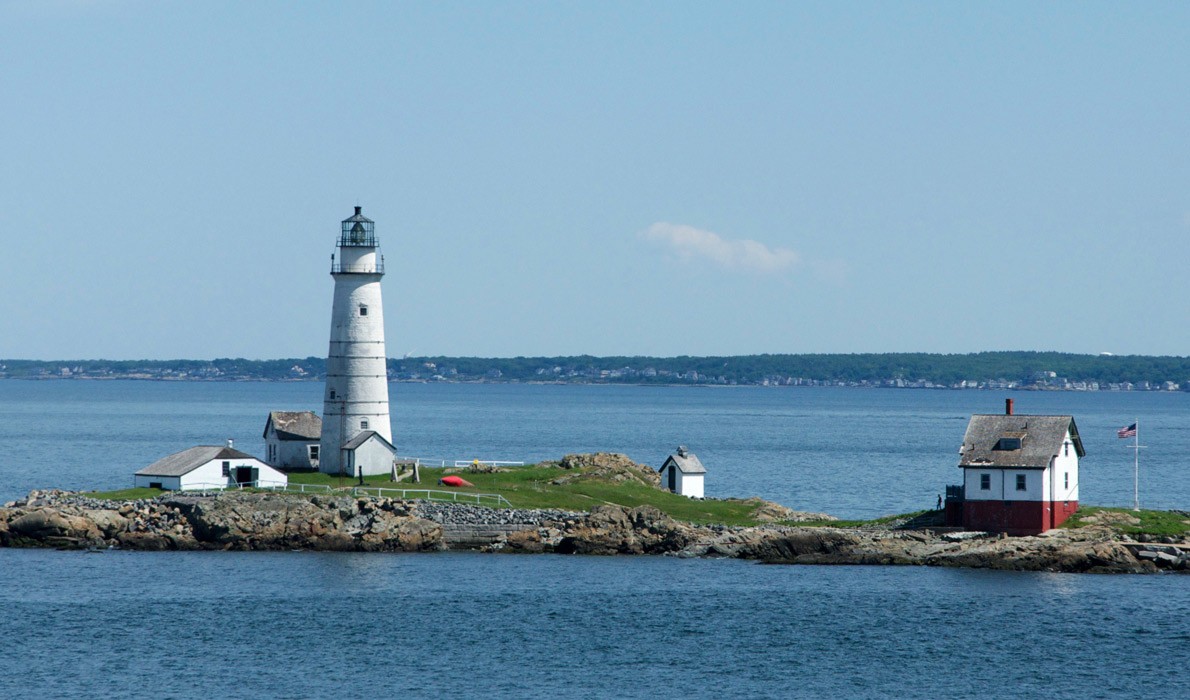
949, 399, 1083, 535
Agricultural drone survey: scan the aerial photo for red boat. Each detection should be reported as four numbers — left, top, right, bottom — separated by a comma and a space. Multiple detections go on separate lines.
438, 475, 474, 487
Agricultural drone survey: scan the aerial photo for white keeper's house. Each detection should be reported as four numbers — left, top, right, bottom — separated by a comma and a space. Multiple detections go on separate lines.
947, 399, 1083, 535
263, 411, 322, 471
134, 444, 288, 491
658, 446, 706, 498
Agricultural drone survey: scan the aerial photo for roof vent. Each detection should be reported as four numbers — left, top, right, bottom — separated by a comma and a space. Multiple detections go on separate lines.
676, 445, 688, 457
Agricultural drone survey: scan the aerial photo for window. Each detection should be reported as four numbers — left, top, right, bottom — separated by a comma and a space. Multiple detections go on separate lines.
360, 419, 369, 430
980, 474, 991, 490
221, 461, 230, 477
1016, 474, 1027, 491
995, 437, 1022, 451
1064, 472, 1069, 489
329, 390, 336, 400
309, 445, 320, 460
359, 305, 368, 316
1064, 441, 1070, 457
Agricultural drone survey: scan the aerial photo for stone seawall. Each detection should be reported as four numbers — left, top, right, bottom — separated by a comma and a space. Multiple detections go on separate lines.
1, 490, 1186, 574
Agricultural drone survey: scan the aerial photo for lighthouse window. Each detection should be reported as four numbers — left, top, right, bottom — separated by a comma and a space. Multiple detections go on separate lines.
1064, 472, 1069, 489
1016, 474, 1027, 491
329, 390, 336, 400
360, 419, 369, 430
359, 305, 368, 316
979, 474, 990, 490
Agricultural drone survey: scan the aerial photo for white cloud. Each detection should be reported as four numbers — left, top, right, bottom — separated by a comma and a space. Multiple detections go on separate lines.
641, 222, 799, 274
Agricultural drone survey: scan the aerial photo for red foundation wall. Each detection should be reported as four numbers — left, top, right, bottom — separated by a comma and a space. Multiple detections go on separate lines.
963, 500, 1078, 535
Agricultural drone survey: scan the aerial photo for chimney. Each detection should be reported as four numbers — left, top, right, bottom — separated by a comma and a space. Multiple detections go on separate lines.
1005, 398, 1014, 416
227, 438, 234, 449
354, 206, 362, 216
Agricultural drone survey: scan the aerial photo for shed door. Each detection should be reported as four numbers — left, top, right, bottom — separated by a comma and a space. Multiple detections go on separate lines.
235, 466, 255, 485
668, 466, 677, 492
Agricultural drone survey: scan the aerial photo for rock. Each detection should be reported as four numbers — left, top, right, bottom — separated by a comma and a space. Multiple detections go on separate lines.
8, 509, 101, 542
543, 453, 662, 488
748, 529, 863, 562
740, 498, 837, 523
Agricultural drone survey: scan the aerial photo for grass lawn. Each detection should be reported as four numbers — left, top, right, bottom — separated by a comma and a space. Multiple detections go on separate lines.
288, 466, 767, 525
1061, 506, 1190, 537
84, 487, 164, 501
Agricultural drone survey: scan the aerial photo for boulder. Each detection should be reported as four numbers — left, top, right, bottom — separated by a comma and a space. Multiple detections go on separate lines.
545, 453, 662, 488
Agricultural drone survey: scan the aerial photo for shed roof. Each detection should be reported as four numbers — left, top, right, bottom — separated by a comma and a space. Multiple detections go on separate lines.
958, 414, 1084, 470
662, 450, 706, 474
341, 430, 395, 452
263, 411, 322, 440
136, 446, 260, 477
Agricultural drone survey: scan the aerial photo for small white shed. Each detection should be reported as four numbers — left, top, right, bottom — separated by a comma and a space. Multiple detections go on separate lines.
135, 445, 288, 491
658, 446, 706, 498
340, 430, 397, 478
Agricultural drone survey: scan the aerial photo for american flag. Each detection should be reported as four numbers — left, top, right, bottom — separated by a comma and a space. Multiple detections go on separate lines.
1117, 423, 1137, 439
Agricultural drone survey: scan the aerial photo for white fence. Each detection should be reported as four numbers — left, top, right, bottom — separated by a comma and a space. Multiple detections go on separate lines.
350, 486, 512, 508
171, 480, 511, 508
393, 456, 526, 469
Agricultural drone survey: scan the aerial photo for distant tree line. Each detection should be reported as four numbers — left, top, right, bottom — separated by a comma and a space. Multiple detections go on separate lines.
6, 352, 1187, 389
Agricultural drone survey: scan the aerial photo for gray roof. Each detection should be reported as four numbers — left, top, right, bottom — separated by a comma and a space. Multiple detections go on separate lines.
264, 411, 322, 440
341, 430, 395, 452
342, 206, 373, 224
662, 450, 706, 474
136, 446, 260, 477
958, 414, 1084, 470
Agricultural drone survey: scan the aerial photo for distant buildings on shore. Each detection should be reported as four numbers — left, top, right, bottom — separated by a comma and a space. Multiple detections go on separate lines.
2, 359, 1185, 392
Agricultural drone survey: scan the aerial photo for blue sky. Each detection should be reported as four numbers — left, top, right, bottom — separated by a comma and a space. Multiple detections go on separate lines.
1, 1, 1186, 360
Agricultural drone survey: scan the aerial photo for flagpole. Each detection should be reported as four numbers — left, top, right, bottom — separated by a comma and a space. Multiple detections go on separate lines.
1133, 418, 1140, 511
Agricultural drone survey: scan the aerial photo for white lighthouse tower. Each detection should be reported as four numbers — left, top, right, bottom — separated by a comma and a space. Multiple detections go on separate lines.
319, 206, 395, 476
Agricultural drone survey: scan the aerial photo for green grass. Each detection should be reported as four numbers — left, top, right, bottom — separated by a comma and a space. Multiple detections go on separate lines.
85, 487, 164, 501
288, 466, 772, 526
1061, 506, 1190, 537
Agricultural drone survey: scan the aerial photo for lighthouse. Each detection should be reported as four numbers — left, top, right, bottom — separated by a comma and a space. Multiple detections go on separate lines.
319, 206, 395, 476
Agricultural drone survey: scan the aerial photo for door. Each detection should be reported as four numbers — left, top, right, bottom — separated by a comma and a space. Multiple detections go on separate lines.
235, 466, 255, 485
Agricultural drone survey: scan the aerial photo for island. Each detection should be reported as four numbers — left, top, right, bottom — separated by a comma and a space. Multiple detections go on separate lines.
2, 454, 1186, 574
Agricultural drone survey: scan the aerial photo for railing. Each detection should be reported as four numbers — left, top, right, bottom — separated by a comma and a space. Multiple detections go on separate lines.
183, 481, 332, 495
331, 259, 384, 274
350, 486, 512, 508
394, 456, 527, 469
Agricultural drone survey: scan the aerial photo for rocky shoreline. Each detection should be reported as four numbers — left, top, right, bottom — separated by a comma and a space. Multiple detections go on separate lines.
2, 490, 1186, 574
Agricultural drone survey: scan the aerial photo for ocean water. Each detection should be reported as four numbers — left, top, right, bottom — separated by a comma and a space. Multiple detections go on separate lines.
0, 548, 1186, 700
0, 381, 1186, 516
1, 382, 1188, 699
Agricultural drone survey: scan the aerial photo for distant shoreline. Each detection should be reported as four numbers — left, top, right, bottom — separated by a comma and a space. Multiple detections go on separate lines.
4, 351, 1188, 390
0, 375, 1184, 393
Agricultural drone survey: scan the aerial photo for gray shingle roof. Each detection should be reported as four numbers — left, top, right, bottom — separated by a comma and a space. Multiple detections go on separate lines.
136, 446, 260, 477
958, 414, 1084, 470
264, 411, 322, 440
341, 430, 395, 452
663, 450, 706, 474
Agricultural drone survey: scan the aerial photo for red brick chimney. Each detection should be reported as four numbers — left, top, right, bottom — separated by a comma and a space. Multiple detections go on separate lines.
1005, 398, 1014, 415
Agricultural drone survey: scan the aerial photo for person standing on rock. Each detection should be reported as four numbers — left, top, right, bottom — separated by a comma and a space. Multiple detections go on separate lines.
936, 494, 942, 510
